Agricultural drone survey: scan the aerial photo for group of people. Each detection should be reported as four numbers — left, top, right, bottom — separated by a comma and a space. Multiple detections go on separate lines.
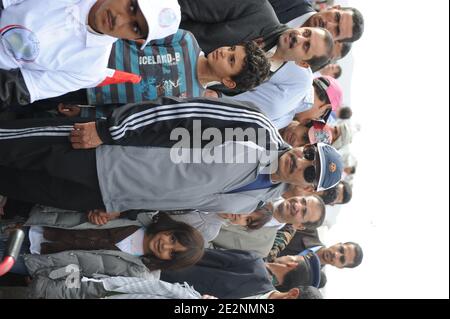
0, 0, 364, 299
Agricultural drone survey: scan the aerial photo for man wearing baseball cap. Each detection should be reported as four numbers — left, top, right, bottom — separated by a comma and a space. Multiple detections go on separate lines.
272, 142, 343, 193
267, 251, 322, 290
0, 0, 181, 109
295, 75, 343, 125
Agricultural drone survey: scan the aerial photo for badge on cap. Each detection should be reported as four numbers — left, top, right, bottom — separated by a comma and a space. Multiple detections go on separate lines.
329, 162, 337, 173
1, 25, 40, 63
159, 8, 178, 28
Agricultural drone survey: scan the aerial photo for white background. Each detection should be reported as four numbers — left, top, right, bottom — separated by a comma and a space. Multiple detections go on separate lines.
321, 0, 449, 299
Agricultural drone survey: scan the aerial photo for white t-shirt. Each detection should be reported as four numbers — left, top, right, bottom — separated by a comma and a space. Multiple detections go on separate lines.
264, 217, 286, 230
28, 226, 49, 254
115, 228, 145, 256
0, 0, 117, 102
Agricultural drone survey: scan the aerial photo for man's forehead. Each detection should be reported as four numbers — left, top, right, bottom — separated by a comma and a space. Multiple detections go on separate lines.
344, 244, 356, 263
310, 30, 327, 56
304, 197, 318, 217
339, 11, 354, 39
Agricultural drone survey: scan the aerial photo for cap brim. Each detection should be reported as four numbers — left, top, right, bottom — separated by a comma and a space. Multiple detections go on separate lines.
308, 253, 322, 288
316, 143, 326, 191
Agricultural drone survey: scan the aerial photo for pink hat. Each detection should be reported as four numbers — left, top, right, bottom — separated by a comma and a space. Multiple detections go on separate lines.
320, 76, 343, 111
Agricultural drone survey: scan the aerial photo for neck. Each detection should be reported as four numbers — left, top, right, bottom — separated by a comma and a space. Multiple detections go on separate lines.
271, 48, 288, 63
197, 55, 221, 87
316, 248, 326, 264
273, 214, 283, 224
271, 209, 283, 223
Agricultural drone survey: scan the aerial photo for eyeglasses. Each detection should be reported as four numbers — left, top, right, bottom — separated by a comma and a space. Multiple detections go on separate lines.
302, 144, 320, 188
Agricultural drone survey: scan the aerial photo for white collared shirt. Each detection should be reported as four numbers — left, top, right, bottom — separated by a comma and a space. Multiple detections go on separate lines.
264, 217, 285, 230
115, 227, 145, 256
0, 0, 117, 102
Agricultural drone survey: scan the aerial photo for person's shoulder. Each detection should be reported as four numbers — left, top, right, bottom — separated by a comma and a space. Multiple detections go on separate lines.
270, 62, 313, 85
283, 62, 313, 76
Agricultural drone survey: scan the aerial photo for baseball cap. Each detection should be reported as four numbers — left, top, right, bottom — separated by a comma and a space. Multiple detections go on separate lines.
295, 252, 322, 288
332, 122, 353, 150
308, 122, 333, 145
316, 142, 343, 191
137, 0, 181, 50
315, 76, 343, 111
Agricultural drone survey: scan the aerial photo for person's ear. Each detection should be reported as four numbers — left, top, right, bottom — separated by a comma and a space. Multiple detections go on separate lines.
286, 262, 299, 269
303, 185, 315, 193
222, 78, 237, 89
287, 288, 300, 299
296, 61, 310, 68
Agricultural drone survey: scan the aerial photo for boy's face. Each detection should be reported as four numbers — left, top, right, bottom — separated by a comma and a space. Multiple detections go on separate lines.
207, 45, 246, 88
89, 0, 149, 40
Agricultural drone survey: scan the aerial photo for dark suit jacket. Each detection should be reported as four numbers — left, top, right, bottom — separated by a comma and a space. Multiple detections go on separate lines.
161, 249, 275, 299
268, 0, 315, 24
178, 0, 288, 53
279, 228, 323, 257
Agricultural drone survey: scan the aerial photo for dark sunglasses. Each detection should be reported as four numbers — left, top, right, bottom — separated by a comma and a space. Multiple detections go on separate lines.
302, 144, 319, 187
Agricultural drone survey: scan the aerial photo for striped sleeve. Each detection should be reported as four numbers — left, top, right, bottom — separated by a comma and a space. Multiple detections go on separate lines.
266, 224, 296, 262
95, 96, 288, 150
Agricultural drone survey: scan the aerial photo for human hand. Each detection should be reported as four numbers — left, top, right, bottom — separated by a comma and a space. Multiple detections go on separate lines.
70, 122, 103, 149
87, 209, 121, 225
57, 103, 81, 117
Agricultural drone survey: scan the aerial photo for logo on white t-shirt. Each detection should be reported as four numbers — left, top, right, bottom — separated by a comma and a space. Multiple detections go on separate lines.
0, 25, 40, 63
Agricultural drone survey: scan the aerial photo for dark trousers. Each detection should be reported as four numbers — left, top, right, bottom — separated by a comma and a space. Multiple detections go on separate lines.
0, 117, 105, 211
8, 89, 88, 113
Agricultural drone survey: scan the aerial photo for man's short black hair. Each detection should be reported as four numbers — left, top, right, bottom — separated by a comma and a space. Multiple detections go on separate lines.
340, 42, 352, 59
231, 41, 271, 91
306, 28, 334, 72
333, 41, 352, 62
338, 106, 353, 119
339, 7, 364, 43
340, 180, 352, 204
296, 286, 323, 299
344, 242, 363, 268
347, 166, 357, 175
333, 64, 343, 79
319, 187, 338, 205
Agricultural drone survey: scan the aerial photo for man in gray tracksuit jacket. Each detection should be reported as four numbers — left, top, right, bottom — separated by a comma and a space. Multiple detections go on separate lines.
0, 97, 343, 214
